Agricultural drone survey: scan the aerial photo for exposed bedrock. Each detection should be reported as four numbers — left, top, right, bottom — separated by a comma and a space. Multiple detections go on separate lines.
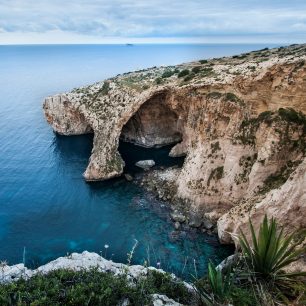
43, 45, 306, 260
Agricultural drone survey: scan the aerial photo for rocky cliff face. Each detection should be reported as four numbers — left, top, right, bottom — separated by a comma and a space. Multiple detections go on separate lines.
43, 44, 306, 259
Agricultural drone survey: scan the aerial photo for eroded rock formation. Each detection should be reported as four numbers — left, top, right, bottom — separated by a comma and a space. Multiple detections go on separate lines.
43, 44, 306, 260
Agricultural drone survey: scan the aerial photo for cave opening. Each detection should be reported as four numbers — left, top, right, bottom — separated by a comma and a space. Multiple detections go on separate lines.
118, 93, 185, 173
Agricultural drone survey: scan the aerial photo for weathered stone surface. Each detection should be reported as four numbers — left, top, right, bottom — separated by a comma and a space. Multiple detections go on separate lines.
43, 44, 306, 252
174, 221, 181, 230
189, 213, 203, 228
170, 211, 186, 223
218, 159, 306, 244
151, 294, 183, 306
135, 159, 155, 170
0, 251, 153, 284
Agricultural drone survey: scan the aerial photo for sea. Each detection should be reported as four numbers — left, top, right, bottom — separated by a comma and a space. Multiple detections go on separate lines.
0, 43, 280, 279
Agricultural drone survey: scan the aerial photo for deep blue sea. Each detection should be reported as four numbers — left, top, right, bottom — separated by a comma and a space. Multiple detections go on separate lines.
0, 44, 280, 279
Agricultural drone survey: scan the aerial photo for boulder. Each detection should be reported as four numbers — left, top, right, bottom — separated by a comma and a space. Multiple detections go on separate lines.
188, 213, 202, 228
135, 160, 155, 170
170, 211, 186, 223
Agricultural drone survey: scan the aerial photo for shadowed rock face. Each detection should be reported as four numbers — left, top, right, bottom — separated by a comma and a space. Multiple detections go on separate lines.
43, 44, 306, 259
120, 93, 182, 148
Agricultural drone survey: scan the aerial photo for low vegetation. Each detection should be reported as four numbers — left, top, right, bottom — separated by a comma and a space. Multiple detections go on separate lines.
195, 216, 306, 305
0, 216, 304, 305
100, 81, 110, 95
0, 269, 191, 305
178, 69, 190, 78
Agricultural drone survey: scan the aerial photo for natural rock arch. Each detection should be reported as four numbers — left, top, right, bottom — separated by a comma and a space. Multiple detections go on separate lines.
120, 92, 183, 148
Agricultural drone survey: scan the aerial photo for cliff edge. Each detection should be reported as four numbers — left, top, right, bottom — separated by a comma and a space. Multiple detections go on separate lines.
43, 44, 306, 257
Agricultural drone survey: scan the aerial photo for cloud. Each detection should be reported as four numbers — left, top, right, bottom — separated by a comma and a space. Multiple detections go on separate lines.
0, 0, 305, 43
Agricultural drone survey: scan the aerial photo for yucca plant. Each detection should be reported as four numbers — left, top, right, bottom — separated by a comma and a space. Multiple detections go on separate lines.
195, 261, 232, 305
239, 215, 305, 280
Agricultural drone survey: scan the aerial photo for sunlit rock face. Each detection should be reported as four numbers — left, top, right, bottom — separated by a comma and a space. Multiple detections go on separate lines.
43, 44, 306, 253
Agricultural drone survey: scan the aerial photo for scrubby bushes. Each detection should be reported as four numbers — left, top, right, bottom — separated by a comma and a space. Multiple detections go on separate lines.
161, 70, 175, 78
192, 66, 201, 74
100, 81, 110, 95
178, 69, 190, 78
0, 269, 192, 305
183, 73, 195, 82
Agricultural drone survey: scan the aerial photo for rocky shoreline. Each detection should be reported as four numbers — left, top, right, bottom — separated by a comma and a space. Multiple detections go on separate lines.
133, 167, 217, 235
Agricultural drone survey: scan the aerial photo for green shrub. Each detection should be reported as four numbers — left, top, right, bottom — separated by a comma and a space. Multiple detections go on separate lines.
191, 66, 201, 73
225, 92, 240, 102
178, 69, 190, 78
278, 108, 306, 125
239, 216, 306, 304
239, 215, 306, 279
183, 72, 195, 82
0, 268, 192, 305
199, 60, 208, 64
207, 92, 222, 99
155, 77, 162, 85
229, 286, 260, 306
101, 82, 110, 95
195, 262, 233, 306
161, 70, 175, 78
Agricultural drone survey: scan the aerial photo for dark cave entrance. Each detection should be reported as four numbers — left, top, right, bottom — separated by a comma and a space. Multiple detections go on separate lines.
120, 93, 183, 148
118, 93, 185, 173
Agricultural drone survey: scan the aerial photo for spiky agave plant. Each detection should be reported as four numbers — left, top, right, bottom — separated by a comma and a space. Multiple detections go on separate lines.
195, 261, 232, 305
239, 215, 305, 280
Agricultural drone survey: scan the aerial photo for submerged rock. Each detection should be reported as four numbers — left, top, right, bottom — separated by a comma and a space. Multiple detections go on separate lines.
189, 213, 203, 228
124, 173, 133, 181
135, 160, 155, 170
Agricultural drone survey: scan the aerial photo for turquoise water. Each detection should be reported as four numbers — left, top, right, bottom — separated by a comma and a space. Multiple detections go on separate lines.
0, 44, 279, 279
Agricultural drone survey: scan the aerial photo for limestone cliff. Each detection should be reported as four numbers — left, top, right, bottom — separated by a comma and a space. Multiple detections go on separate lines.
43, 44, 306, 256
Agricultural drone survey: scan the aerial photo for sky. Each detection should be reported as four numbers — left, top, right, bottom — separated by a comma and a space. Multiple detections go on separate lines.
0, 0, 306, 44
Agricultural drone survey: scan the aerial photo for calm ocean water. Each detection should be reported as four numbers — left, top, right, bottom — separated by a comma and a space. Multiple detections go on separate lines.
0, 44, 279, 279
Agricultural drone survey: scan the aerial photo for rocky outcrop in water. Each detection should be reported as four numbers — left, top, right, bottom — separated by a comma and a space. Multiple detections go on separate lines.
43, 44, 306, 263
